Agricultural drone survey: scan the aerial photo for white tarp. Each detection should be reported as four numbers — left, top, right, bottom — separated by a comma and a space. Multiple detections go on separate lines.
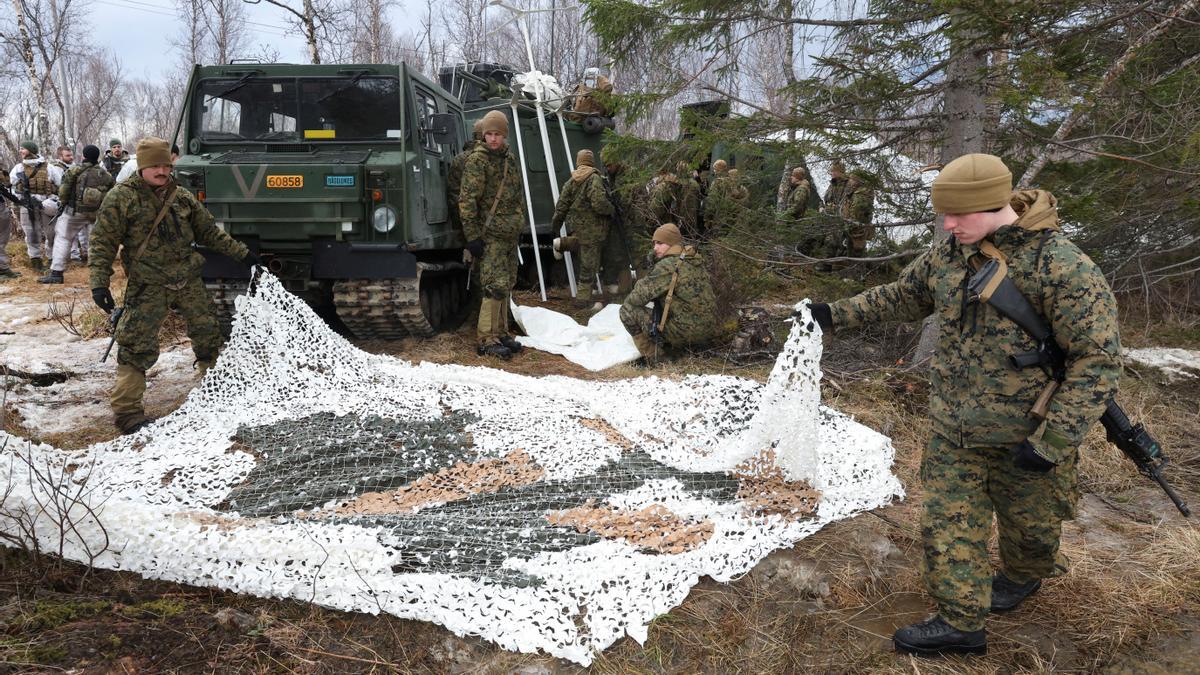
511, 301, 641, 371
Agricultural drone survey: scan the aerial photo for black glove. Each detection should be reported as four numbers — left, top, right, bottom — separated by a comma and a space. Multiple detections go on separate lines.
92, 287, 115, 313
808, 302, 832, 332
243, 252, 260, 269
1012, 440, 1056, 473
466, 238, 485, 259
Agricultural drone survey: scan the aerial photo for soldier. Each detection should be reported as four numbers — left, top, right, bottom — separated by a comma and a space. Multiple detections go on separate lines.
552, 148, 614, 308
89, 137, 257, 435
51, 145, 74, 172
0, 176, 17, 279
620, 223, 718, 364
841, 171, 876, 256
823, 160, 849, 214
565, 68, 614, 123
601, 148, 647, 289
703, 159, 748, 240
650, 162, 701, 240
808, 153, 1121, 656
40, 145, 113, 284
459, 110, 527, 360
782, 167, 824, 255
9, 141, 64, 272
116, 143, 179, 184
102, 139, 130, 177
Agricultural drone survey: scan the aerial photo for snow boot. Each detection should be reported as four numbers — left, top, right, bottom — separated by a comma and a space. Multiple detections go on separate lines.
38, 270, 64, 284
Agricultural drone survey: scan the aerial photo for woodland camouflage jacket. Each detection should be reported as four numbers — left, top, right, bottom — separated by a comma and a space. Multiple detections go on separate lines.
829, 190, 1121, 462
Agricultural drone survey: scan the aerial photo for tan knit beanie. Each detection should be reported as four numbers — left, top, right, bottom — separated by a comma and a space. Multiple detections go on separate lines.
576, 149, 594, 168
791, 166, 808, 180
136, 137, 173, 169
480, 110, 509, 137
652, 223, 682, 247
931, 153, 1012, 214
712, 159, 728, 174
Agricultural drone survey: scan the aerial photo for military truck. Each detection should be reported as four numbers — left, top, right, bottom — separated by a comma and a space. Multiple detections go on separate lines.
174, 62, 605, 339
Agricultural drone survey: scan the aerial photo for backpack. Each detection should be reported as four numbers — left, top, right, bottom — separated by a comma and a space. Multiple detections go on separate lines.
72, 164, 115, 217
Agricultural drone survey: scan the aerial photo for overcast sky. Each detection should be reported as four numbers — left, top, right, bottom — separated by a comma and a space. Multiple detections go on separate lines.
88, 0, 414, 79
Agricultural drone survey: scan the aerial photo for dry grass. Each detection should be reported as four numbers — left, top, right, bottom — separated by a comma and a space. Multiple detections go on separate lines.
2, 252, 1198, 672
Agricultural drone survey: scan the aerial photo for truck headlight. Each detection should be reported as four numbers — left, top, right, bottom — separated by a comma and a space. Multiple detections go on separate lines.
372, 205, 397, 233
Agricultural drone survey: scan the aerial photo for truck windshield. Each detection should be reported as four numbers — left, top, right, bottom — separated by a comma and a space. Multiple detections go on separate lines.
195, 75, 402, 142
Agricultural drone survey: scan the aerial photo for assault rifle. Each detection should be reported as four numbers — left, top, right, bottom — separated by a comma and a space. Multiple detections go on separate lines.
101, 306, 124, 363
649, 301, 664, 345
0, 183, 39, 212
968, 259, 1190, 517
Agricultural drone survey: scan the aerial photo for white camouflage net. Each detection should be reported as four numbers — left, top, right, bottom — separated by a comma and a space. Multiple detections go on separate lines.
0, 274, 902, 665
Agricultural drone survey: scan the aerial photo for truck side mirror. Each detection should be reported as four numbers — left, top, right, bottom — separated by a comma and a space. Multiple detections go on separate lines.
427, 113, 458, 148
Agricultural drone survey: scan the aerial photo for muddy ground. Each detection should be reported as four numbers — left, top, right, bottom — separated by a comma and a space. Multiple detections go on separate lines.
0, 256, 1197, 674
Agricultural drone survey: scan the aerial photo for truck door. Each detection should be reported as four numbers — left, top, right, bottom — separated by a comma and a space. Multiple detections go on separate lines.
414, 86, 448, 224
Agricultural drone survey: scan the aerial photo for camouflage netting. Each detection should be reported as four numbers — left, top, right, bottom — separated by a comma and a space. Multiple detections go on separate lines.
0, 273, 902, 665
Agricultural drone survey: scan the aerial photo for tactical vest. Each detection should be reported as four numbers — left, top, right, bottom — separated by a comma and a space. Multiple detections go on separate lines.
71, 164, 115, 217
20, 163, 53, 196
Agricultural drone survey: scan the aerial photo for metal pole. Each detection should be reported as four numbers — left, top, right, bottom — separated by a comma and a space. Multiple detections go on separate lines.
517, 18, 577, 297
510, 102, 547, 301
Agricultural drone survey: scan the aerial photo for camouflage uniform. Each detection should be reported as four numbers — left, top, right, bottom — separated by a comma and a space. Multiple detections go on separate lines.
0, 187, 13, 277
49, 162, 112, 273
650, 172, 701, 239
704, 170, 748, 240
553, 158, 613, 302
620, 245, 718, 348
9, 159, 63, 264
90, 175, 249, 431
823, 175, 848, 213
600, 165, 645, 287
828, 190, 1122, 632
841, 180, 875, 256
459, 141, 527, 346
102, 149, 130, 178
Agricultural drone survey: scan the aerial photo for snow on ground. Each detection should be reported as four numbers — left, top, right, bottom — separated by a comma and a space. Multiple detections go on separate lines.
0, 296, 198, 436
1125, 347, 1200, 381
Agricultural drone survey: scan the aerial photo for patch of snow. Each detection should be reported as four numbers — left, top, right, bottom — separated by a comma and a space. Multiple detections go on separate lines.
1125, 347, 1200, 381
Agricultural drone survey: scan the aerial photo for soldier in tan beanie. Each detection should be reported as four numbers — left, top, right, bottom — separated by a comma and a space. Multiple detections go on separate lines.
459, 110, 527, 359
806, 152, 1121, 657
620, 223, 717, 364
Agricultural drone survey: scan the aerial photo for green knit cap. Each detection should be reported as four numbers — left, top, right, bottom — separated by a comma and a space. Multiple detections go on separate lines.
19, 141, 38, 155
109, 138, 122, 148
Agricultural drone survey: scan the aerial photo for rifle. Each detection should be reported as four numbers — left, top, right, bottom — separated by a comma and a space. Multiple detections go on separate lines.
648, 301, 664, 346
968, 258, 1190, 517
0, 183, 38, 212
101, 306, 124, 363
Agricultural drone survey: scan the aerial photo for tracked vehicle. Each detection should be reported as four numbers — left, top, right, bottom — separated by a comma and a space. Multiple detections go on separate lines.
176, 62, 606, 338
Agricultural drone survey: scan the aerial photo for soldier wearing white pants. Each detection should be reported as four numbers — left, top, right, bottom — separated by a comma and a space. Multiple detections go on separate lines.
9, 141, 63, 272
40, 145, 112, 285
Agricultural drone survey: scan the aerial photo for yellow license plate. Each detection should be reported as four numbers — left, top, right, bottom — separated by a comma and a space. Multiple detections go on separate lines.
266, 175, 304, 188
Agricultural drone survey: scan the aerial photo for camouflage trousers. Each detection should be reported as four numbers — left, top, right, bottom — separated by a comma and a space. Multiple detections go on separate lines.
601, 220, 635, 287
19, 207, 54, 260
117, 276, 224, 373
619, 303, 654, 339
476, 233, 518, 345
573, 222, 608, 301
921, 434, 1078, 631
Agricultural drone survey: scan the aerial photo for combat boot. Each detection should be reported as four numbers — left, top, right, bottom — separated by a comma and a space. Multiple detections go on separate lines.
477, 342, 512, 360
111, 364, 153, 435
29, 257, 43, 273
631, 332, 659, 366
0, 267, 19, 279
499, 336, 523, 354
990, 573, 1041, 613
893, 616, 987, 656
37, 270, 64, 284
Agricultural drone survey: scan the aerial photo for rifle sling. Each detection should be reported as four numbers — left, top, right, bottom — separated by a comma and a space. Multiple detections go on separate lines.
657, 254, 684, 333
131, 186, 179, 270
482, 160, 509, 232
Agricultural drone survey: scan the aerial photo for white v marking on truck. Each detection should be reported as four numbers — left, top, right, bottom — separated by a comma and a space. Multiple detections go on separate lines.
232, 165, 268, 198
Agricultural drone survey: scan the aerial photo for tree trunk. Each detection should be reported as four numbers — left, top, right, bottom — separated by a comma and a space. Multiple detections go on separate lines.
913, 18, 987, 364
12, 0, 47, 153
304, 0, 320, 64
